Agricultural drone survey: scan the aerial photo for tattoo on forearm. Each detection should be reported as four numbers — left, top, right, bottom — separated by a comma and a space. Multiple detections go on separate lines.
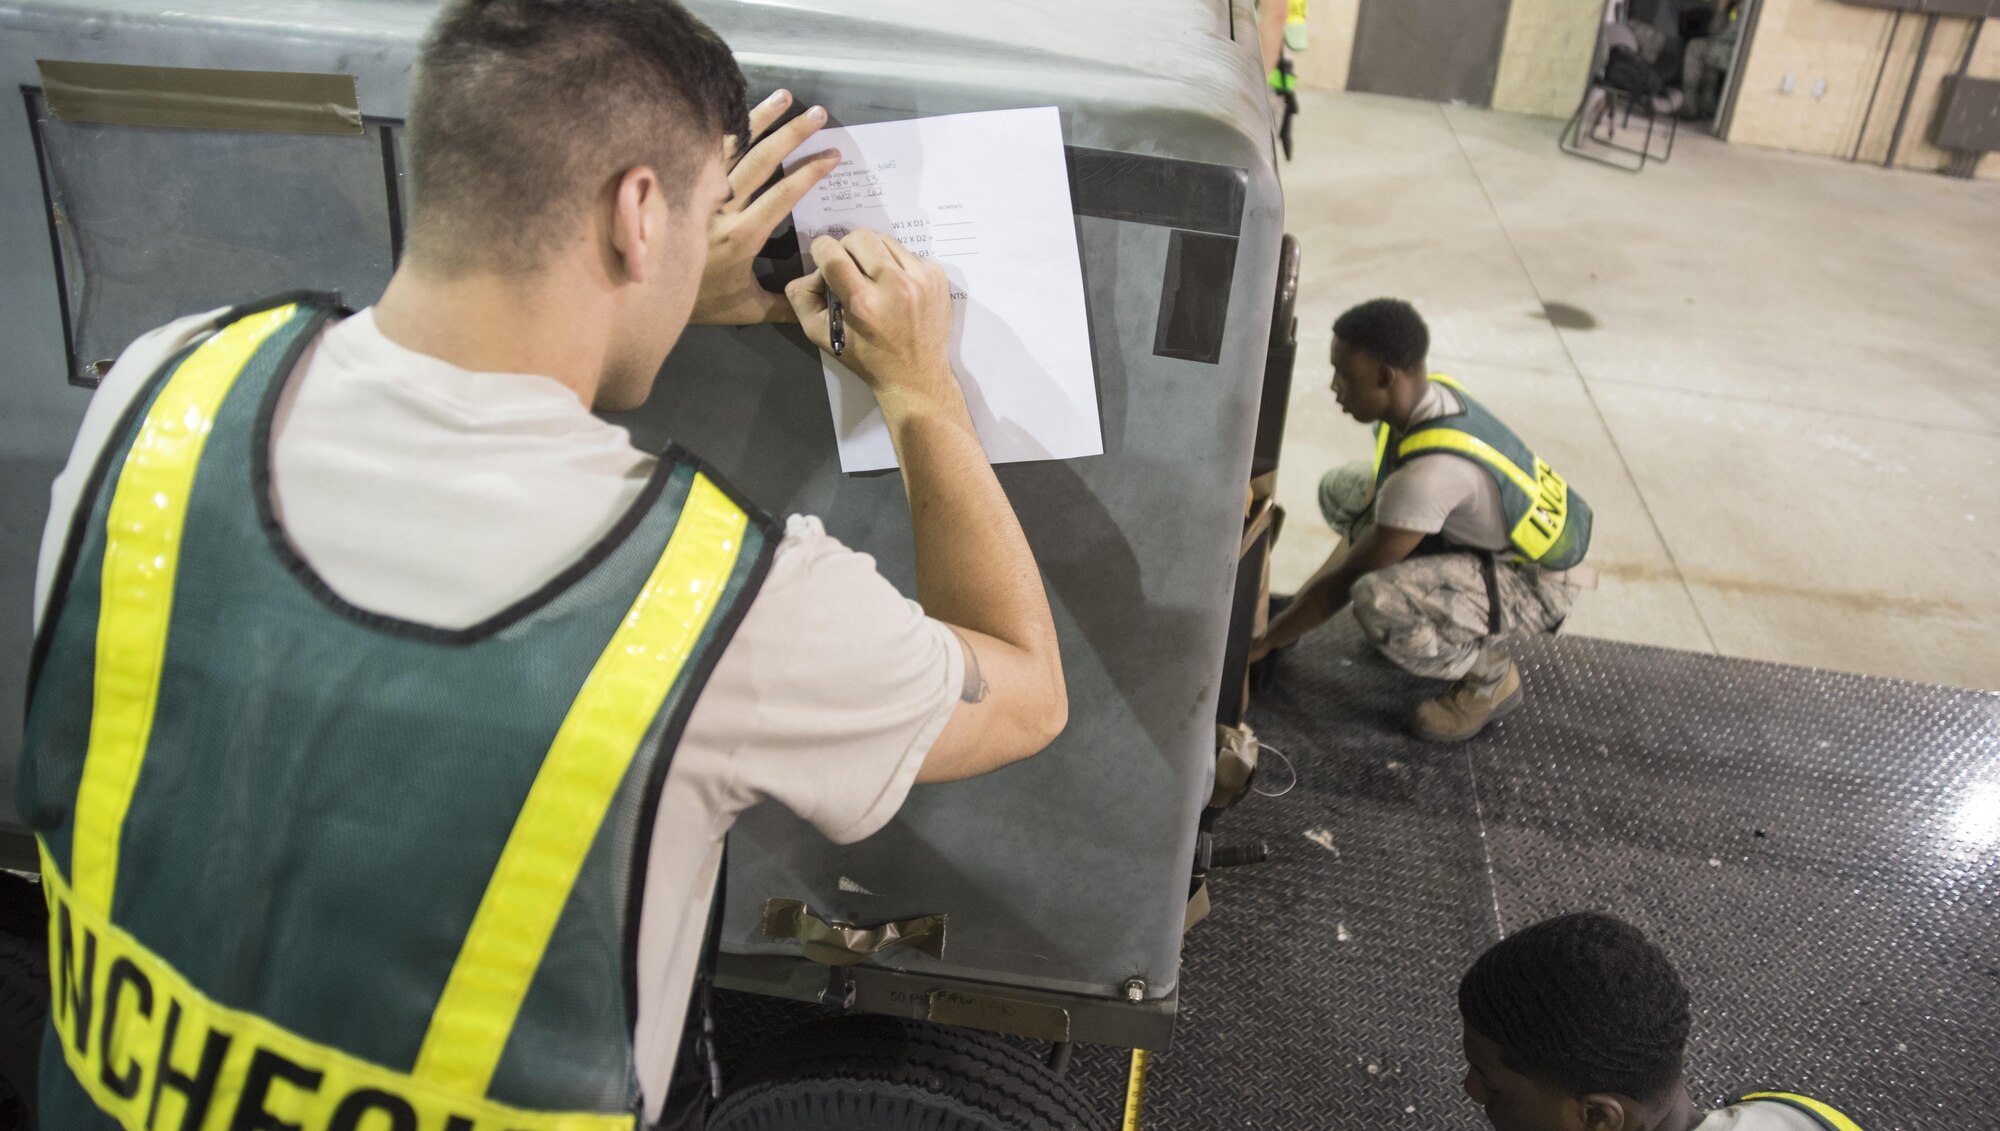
953, 630, 990, 703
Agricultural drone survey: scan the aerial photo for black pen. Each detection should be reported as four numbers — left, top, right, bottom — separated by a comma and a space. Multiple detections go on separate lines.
829, 292, 846, 357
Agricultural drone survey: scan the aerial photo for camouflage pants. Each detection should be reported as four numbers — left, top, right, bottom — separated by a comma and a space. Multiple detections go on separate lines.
1350, 555, 1578, 681
1318, 461, 1579, 681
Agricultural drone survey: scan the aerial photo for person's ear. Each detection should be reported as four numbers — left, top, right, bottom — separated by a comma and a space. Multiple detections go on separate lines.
609, 165, 663, 284
1577, 1093, 1629, 1131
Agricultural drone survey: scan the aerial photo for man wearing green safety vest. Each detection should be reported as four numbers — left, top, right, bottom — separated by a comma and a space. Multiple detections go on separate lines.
1457, 912, 1870, 1131
1251, 298, 1595, 742
18, 1, 1069, 1128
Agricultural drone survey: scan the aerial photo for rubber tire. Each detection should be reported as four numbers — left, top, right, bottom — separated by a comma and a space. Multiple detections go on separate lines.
0, 931, 47, 1131
707, 1016, 1109, 1131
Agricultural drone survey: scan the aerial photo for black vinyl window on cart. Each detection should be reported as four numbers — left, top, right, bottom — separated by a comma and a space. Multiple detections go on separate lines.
23, 88, 405, 388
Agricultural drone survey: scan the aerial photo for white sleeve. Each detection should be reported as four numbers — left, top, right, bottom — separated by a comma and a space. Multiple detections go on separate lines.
33, 307, 231, 633
695, 514, 962, 844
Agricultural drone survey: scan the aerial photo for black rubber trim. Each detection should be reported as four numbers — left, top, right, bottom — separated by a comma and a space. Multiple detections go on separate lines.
1252, 234, 1302, 475
1065, 146, 1248, 236
23, 338, 201, 705
1480, 553, 1503, 636
621, 456, 781, 1032
0, 829, 39, 876
248, 318, 693, 647
379, 124, 406, 265
1152, 229, 1240, 364
22, 87, 82, 387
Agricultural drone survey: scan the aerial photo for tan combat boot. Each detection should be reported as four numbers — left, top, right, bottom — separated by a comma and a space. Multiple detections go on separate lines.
1411, 659, 1523, 742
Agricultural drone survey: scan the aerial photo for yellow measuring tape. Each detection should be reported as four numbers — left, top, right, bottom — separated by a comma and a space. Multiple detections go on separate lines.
1122, 1049, 1150, 1131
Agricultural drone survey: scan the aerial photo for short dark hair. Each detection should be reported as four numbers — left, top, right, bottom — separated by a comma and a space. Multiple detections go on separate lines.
1458, 912, 1691, 1101
1333, 298, 1429, 372
406, 0, 749, 273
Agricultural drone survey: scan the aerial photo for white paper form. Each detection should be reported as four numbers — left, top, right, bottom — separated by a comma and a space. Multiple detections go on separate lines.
783, 107, 1101, 473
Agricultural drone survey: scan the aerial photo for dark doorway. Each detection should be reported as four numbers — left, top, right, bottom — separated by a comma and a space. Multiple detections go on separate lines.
1347, 0, 1513, 105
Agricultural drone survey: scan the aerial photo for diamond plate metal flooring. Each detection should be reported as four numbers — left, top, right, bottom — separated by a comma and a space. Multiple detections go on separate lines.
722, 620, 2000, 1130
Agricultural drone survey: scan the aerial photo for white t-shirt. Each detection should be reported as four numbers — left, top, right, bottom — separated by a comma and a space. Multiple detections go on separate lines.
1373, 382, 1511, 551
1693, 1099, 1836, 1131
32, 307, 964, 1120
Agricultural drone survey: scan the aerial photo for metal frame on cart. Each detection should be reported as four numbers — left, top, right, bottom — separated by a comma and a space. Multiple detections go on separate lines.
1562, 82, 1678, 172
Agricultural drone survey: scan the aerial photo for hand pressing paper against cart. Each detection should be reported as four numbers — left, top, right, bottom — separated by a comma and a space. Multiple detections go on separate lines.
783, 106, 1101, 473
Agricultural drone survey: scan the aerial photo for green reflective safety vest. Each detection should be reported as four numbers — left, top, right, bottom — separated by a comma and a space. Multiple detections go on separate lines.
17, 296, 775, 1131
1369, 374, 1593, 570
1729, 1091, 1870, 1131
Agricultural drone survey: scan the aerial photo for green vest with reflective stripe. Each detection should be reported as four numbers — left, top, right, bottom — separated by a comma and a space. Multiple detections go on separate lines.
1370, 374, 1593, 570
1730, 1091, 1869, 1131
18, 296, 775, 1131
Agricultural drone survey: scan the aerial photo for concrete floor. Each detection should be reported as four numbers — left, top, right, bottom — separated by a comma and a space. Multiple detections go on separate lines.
1273, 89, 2000, 691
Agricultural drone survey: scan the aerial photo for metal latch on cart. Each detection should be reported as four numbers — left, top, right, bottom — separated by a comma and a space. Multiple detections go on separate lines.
762, 898, 947, 966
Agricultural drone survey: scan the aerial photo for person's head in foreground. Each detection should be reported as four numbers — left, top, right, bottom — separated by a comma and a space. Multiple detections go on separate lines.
1330, 296, 1429, 426
1459, 912, 1698, 1131
400, 0, 749, 410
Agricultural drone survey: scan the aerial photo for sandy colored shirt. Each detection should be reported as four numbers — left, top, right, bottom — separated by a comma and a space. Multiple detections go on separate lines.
1373, 381, 1511, 551
33, 307, 963, 1120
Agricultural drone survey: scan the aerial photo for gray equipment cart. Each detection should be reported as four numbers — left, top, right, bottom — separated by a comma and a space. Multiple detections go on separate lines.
0, 0, 1299, 1125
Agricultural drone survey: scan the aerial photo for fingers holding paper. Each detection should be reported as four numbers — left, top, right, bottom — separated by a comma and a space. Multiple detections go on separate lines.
692, 90, 840, 325
731, 96, 837, 217
786, 230, 959, 413
738, 89, 794, 165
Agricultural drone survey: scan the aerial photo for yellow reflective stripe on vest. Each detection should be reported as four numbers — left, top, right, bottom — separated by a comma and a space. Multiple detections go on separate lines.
415, 473, 749, 1095
70, 304, 300, 916
1371, 375, 1463, 484
1739, 1092, 1866, 1131
37, 846, 633, 1131
1395, 428, 1571, 561
1395, 429, 1539, 497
